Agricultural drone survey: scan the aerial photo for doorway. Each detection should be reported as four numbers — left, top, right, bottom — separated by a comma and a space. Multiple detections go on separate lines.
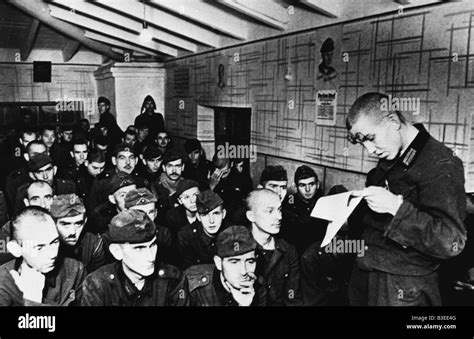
214, 107, 251, 175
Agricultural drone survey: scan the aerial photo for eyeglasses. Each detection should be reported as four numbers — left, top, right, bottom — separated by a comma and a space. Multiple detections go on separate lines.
347, 132, 375, 145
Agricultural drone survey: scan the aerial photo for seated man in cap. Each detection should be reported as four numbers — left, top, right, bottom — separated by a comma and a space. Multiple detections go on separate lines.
178, 190, 227, 269
185, 225, 266, 306
82, 209, 189, 306
88, 142, 145, 212
165, 179, 200, 238
0, 206, 86, 306
51, 194, 106, 274
136, 144, 163, 188
0, 181, 54, 265
89, 172, 137, 234
246, 189, 302, 306
150, 149, 185, 223
123, 188, 174, 266
182, 138, 212, 190
15, 153, 76, 212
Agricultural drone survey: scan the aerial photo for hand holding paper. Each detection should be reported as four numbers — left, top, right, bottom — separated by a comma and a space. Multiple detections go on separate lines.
310, 191, 363, 247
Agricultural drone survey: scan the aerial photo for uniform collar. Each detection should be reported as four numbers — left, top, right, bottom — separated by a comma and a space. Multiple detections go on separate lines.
116, 262, 153, 299
379, 124, 430, 171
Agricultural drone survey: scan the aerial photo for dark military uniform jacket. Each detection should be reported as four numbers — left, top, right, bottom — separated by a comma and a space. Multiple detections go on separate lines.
56, 163, 91, 203
150, 182, 179, 226
281, 192, 327, 254
59, 232, 106, 274
89, 201, 118, 234
81, 261, 189, 306
182, 158, 212, 190
255, 238, 303, 306
185, 264, 266, 306
177, 221, 220, 269
165, 205, 192, 237
0, 257, 86, 306
355, 124, 467, 276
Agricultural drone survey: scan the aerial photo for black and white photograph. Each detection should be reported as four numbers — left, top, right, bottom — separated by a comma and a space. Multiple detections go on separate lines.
0, 0, 473, 337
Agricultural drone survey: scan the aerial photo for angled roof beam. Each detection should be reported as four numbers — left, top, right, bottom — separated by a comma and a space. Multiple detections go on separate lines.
48, 5, 178, 57
218, 0, 287, 30
19, 18, 40, 61
148, 0, 246, 41
62, 38, 81, 61
298, 0, 341, 18
51, 0, 197, 52
8, 0, 122, 61
84, 31, 163, 57
95, 0, 220, 48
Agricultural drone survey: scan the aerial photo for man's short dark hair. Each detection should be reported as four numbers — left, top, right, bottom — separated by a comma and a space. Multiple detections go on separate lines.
41, 125, 55, 134
87, 149, 105, 163
20, 127, 37, 139
11, 206, 52, 241
98, 96, 110, 106
124, 128, 137, 138
346, 92, 406, 130
71, 138, 88, 148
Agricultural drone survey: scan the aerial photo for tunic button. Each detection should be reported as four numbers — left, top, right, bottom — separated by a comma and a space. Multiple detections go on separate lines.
193, 229, 197, 233
202, 277, 207, 282
284, 273, 288, 278
110, 274, 115, 280
158, 269, 165, 276
402, 245, 407, 249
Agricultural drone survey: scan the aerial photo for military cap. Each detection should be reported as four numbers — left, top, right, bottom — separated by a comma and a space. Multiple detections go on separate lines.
162, 149, 184, 165
50, 193, 86, 219
259, 165, 287, 184
113, 142, 136, 157
184, 139, 201, 154
107, 172, 136, 196
216, 225, 257, 258
28, 153, 53, 172
109, 209, 156, 244
294, 165, 318, 184
176, 179, 199, 198
320, 38, 335, 53
196, 190, 223, 214
143, 144, 163, 160
124, 188, 157, 209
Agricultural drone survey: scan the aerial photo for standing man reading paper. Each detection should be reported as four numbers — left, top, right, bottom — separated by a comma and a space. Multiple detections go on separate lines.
346, 92, 466, 306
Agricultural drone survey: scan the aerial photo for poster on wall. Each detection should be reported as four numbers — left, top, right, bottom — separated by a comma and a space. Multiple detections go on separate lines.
315, 90, 337, 126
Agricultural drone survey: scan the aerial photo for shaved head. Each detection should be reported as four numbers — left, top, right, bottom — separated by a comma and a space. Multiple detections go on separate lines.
246, 188, 280, 212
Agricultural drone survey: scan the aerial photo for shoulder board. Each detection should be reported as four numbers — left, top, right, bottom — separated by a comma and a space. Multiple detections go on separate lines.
185, 264, 214, 292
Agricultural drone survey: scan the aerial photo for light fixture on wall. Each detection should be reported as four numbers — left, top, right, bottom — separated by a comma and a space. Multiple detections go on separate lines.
139, 0, 152, 43
139, 22, 152, 42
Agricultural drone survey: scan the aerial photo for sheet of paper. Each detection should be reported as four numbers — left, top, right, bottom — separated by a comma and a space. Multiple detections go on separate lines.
310, 191, 363, 247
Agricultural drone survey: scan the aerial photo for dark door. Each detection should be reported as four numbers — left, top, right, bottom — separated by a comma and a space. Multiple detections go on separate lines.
214, 107, 251, 174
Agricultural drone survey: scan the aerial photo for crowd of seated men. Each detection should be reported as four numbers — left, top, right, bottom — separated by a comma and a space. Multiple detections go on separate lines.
0, 95, 472, 307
